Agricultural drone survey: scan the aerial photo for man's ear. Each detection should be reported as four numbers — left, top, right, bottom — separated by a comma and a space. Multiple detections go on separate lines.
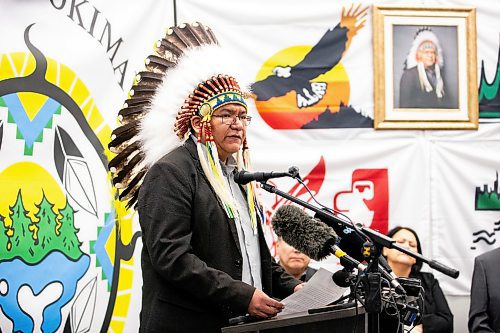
275, 238, 282, 253
190, 116, 202, 136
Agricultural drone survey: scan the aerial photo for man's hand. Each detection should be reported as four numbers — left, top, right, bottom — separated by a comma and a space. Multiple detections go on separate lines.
293, 283, 305, 292
413, 324, 423, 332
247, 289, 284, 318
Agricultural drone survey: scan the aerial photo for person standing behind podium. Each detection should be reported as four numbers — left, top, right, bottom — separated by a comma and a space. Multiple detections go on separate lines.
108, 23, 302, 333
276, 237, 317, 282
468, 247, 500, 332
381, 226, 453, 333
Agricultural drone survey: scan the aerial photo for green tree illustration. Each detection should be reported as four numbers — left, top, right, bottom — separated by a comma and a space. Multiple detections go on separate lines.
34, 192, 58, 258
54, 200, 83, 260
2, 191, 84, 262
0, 214, 9, 256
9, 190, 35, 260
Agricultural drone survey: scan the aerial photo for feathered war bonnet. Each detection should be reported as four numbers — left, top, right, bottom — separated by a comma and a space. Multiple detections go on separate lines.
404, 27, 445, 98
108, 22, 261, 232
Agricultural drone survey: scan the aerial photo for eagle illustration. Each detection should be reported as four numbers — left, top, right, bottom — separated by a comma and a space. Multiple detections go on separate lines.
251, 5, 367, 108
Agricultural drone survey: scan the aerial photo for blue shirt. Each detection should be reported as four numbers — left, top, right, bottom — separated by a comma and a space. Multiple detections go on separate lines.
221, 156, 262, 290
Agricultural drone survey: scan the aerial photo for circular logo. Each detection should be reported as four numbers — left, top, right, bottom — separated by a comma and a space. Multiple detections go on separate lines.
0, 25, 138, 333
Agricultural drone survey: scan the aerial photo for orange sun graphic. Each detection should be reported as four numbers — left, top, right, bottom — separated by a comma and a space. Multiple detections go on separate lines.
254, 45, 350, 129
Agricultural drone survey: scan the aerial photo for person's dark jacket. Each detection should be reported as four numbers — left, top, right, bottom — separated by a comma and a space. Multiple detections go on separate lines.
137, 139, 300, 333
418, 272, 454, 332
399, 66, 456, 109
300, 266, 318, 282
468, 247, 500, 332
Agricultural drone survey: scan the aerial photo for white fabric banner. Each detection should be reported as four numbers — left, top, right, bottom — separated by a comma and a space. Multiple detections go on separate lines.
177, 0, 500, 297
1, 0, 500, 332
431, 138, 500, 294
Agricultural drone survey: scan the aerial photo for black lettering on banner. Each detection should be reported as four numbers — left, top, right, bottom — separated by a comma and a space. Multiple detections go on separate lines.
48, 0, 129, 88
99, 20, 123, 63
50, 0, 66, 10
67, 0, 88, 28
89, 6, 100, 36
114, 61, 128, 88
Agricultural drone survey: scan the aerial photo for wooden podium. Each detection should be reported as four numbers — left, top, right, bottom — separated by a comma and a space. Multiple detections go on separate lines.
221, 305, 367, 333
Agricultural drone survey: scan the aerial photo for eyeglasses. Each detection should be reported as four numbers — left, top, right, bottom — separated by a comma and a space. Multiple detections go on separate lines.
212, 114, 252, 126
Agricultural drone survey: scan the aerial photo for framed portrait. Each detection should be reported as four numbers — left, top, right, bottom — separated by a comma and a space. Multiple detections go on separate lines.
373, 6, 477, 129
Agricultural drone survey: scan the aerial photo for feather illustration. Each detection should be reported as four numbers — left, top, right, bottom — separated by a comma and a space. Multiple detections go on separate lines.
54, 126, 98, 217
70, 276, 97, 333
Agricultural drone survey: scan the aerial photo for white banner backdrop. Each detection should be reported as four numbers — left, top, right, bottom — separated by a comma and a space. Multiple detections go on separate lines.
177, 0, 500, 297
1, 0, 500, 332
431, 137, 500, 294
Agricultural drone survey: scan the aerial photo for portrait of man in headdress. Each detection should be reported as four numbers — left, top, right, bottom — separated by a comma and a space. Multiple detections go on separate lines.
394, 26, 459, 109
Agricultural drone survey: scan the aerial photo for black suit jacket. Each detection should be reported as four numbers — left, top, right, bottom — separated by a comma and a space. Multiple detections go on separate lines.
418, 272, 454, 333
399, 66, 456, 109
137, 139, 300, 333
469, 247, 500, 333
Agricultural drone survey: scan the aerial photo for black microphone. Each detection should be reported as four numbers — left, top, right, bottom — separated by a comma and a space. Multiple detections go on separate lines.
332, 270, 352, 288
379, 255, 406, 294
233, 170, 291, 185
287, 166, 302, 180
271, 205, 407, 293
313, 210, 367, 262
271, 205, 366, 271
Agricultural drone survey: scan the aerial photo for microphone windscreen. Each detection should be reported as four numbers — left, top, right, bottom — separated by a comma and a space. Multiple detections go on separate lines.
271, 205, 338, 261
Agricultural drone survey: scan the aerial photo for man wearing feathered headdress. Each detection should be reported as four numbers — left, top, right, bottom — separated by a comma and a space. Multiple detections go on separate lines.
108, 23, 302, 333
399, 27, 454, 109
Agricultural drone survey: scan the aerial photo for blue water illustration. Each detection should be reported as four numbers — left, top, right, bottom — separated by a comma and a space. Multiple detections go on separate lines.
0, 251, 90, 333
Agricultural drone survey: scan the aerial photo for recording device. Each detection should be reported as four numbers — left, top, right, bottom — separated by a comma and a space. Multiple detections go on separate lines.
272, 204, 421, 324
379, 255, 406, 294
332, 269, 353, 288
396, 277, 421, 297
271, 205, 405, 294
382, 277, 422, 326
313, 209, 367, 262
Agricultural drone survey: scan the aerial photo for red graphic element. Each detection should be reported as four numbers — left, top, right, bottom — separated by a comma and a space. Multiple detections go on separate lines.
333, 169, 389, 234
263, 157, 326, 254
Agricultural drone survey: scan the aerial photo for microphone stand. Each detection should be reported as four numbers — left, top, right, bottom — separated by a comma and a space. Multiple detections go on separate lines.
260, 181, 460, 333
360, 237, 382, 333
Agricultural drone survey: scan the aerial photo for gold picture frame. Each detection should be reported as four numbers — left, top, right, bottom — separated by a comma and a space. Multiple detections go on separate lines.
373, 5, 477, 129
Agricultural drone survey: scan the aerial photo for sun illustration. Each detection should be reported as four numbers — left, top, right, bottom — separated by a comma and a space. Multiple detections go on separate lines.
0, 162, 65, 225
255, 45, 350, 129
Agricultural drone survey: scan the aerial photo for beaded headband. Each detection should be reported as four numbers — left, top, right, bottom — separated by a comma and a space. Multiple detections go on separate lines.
174, 75, 247, 140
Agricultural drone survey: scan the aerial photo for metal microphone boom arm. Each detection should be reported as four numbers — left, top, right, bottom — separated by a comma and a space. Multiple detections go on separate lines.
259, 181, 460, 279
